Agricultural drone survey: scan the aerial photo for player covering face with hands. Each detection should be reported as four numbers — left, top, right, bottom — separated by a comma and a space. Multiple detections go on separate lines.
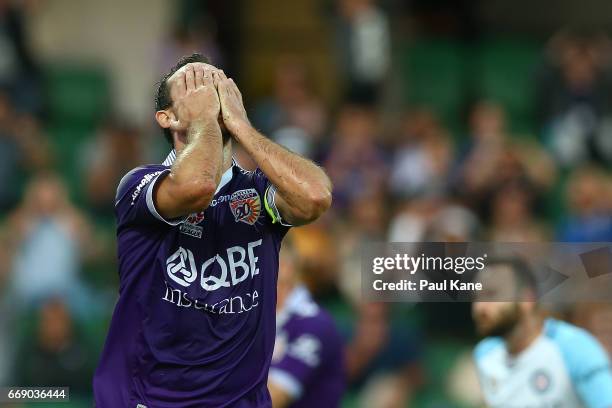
93, 54, 332, 408
152, 57, 331, 225
157, 62, 239, 145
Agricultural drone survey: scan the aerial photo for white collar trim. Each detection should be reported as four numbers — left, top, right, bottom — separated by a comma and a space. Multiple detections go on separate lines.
162, 150, 176, 166
162, 150, 234, 195
215, 165, 234, 195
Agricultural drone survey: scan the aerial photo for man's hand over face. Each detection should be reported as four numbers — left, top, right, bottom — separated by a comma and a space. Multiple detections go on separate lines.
168, 63, 221, 131
214, 71, 251, 136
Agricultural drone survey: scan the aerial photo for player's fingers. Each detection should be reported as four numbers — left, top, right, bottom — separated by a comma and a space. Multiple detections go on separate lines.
196, 62, 216, 74
185, 65, 195, 91
202, 69, 214, 88
222, 79, 233, 97
229, 79, 243, 101
194, 66, 204, 88
211, 70, 222, 89
215, 77, 229, 94
171, 71, 186, 99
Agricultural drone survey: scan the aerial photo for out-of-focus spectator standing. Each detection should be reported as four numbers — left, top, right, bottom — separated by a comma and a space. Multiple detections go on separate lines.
0, 0, 611, 406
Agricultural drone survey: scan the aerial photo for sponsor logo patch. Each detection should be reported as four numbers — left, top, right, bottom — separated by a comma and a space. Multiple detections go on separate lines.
166, 247, 198, 287
131, 171, 163, 205
179, 211, 205, 238
164, 240, 262, 291
229, 189, 261, 225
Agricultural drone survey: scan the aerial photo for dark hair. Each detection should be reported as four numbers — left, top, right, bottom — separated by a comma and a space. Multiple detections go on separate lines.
485, 256, 539, 298
155, 53, 210, 145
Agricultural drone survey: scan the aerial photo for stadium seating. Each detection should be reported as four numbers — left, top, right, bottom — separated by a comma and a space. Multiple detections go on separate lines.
401, 37, 541, 137
402, 39, 468, 131
44, 64, 110, 202
473, 37, 541, 136
45, 65, 110, 128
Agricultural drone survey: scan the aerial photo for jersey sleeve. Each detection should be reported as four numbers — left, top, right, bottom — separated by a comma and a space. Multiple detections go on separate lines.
115, 166, 187, 228
252, 169, 292, 229
269, 324, 328, 399
550, 321, 612, 408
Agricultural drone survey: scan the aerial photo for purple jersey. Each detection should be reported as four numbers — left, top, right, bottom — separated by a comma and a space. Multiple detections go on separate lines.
269, 286, 345, 408
94, 151, 290, 408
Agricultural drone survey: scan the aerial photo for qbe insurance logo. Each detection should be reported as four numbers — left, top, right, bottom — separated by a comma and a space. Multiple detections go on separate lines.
165, 240, 263, 291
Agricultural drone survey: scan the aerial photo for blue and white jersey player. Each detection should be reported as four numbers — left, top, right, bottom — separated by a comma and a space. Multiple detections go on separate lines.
472, 257, 612, 408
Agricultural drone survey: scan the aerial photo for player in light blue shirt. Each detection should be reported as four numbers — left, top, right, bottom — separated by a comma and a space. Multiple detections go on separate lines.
472, 257, 612, 408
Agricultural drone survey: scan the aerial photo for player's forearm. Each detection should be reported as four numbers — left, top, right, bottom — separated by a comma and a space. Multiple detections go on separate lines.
169, 118, 223, 208
233, 125, 332, 222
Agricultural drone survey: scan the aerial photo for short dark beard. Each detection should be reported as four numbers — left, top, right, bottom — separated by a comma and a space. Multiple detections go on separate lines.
482, 304, 521, 337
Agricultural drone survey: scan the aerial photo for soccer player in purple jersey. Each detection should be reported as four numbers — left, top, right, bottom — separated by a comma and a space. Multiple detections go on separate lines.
92, 54, 332, 408
268, 247, 345, 408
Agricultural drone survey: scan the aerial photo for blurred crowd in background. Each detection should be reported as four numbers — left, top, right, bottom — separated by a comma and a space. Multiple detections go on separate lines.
0, 0, 611, 406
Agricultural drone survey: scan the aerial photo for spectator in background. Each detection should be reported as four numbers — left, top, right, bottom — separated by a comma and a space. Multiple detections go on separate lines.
175, 0, 242, 74
5, 173, 95, 310
557, 165, 612, 242
488, 183, 550, 242
0, 0, 42, 114
336, 190, 387, 303
388, 197, 479, 243
537, 30, 612, 167
454, 101, 509, 208
335, 0, 390, 102
14, 297, 95, 398
290, 225, 340, 300
0, 92, 50, 212
454, 100, 556, 219
252, 57, 328, 159
388, 108, 453, 200
80, 119, 144, 218
344, 302, 423, 408
160, 23, 224, 74
427, 202, 480, 242
324, 103, 387, 211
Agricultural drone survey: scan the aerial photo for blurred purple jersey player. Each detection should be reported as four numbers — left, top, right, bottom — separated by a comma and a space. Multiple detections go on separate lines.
268, 247, 345, 408
93, 54, 332, 407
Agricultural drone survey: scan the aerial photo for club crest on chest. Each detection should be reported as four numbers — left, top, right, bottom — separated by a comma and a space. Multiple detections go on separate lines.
229, 188, 261, 225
